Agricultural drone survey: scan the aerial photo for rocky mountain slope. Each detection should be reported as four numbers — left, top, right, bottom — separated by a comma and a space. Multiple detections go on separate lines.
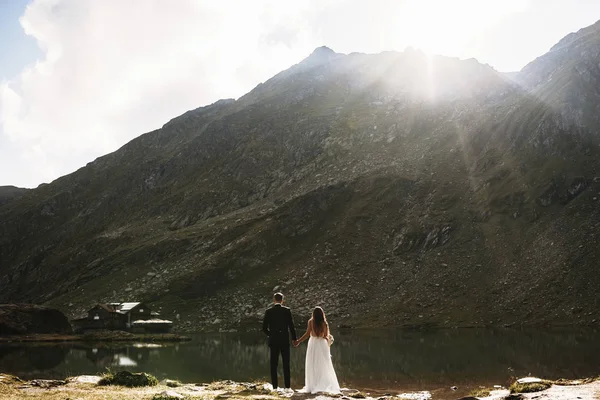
1, 23, 600, 332
516, 19, 600, 133
0, 186, 28, 207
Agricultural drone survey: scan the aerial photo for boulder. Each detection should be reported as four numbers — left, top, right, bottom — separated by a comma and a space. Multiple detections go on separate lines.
69, 375, 102, 384
0, 304, 72, 335
153, 390, 185, 399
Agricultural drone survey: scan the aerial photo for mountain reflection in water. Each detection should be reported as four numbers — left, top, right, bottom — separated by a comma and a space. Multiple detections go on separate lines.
0, 328, 599, 392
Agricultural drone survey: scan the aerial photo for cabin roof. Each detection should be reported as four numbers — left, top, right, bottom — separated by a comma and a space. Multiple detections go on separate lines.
119, 302, 141, 312
88, 302, 148, 315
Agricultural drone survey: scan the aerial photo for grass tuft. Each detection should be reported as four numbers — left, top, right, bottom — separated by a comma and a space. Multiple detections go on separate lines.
152, 393, 190, 400
469, 387, 493, 397
509, 380, 552, 393
552, 377, 599, 385
0, 375, 23, 385
98, 370, 158, 387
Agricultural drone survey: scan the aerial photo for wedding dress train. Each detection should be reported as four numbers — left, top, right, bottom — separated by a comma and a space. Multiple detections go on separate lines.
300, 336, 341, 394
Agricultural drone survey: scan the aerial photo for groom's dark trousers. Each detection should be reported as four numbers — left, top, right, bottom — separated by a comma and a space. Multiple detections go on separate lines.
263, 304, 297, 388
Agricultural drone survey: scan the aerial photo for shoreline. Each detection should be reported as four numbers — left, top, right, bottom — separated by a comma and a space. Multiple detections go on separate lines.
0, 331, 191, 343
1, 373, 599, 400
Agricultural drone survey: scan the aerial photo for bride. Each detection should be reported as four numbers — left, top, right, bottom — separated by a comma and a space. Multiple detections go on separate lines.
293, 306, 341, 394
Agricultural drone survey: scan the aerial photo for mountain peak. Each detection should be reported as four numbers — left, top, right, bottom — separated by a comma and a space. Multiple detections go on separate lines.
310, 46, 335, 56
300, 46, 340, 67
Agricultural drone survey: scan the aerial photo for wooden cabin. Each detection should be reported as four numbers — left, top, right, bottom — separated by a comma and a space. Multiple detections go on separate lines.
71, 302, 166, 333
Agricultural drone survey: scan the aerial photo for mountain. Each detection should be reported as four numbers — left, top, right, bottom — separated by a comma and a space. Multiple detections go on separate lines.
1, 26, 600, 332
0, 186, 28, 207
516, 20, 600, 133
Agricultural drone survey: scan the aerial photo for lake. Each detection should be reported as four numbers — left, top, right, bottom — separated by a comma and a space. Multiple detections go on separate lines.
1, 328, 599, 398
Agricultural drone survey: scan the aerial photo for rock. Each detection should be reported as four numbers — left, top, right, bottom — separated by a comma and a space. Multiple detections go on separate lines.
537, 181, 563, 206
0, 304, 73, 335
567, 177, 587, 199
169, 215, 193, 231
0, 374, 23, 384
160, 379, 182, 387
153, 390, 184, 400
396, 391, 431, 399
393, 225, 452, 254
30, 379, 67, 388
147, 272, 157, 277
69, 375, 102, 384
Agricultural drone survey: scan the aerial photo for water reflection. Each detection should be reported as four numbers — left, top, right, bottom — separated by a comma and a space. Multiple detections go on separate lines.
0, 328, 599, 392
0, 345, 68, 374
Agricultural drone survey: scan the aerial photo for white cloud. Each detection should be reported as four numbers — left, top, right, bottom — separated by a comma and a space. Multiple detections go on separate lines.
0, 0, 321, 187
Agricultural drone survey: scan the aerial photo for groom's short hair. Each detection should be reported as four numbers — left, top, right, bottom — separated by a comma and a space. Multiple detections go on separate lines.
274, 292, 284, 302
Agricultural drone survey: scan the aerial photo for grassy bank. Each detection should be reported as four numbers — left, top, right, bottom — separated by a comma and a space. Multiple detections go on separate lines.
0, 374, 301, 400
1, 372, 600, 400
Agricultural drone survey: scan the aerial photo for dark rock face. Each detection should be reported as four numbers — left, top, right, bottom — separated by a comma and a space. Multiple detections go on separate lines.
0, 305, 72, 335
1, 21, 600, 332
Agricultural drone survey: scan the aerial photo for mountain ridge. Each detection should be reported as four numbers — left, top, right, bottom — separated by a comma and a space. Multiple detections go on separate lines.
516, 19, 600, 133
1, 22, 600, 331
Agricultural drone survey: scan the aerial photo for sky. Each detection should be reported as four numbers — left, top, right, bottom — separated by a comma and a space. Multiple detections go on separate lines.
1, 0, 600, 188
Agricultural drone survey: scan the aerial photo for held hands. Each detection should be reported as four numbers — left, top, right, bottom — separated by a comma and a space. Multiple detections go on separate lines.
292, 339, 300, 347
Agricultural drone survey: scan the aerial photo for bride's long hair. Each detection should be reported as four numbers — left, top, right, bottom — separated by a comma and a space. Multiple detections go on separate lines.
312, 306, 327, 338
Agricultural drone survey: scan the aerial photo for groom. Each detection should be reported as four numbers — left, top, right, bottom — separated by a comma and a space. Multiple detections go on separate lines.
262, 292, 297, 389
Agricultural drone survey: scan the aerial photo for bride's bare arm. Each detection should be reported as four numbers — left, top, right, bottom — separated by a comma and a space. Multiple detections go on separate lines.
296, 320, 312, 344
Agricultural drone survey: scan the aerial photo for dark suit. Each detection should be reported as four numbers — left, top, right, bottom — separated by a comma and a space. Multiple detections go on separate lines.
262, 303, 297, 388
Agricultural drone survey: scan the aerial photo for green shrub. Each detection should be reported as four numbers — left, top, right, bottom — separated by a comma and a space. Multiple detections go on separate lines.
98, 370, 158, 387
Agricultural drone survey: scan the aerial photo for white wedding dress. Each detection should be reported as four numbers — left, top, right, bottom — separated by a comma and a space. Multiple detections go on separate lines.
300, 336, 341, 394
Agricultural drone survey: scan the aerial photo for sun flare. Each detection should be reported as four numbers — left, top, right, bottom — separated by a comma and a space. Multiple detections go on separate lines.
395, 0, 529, 57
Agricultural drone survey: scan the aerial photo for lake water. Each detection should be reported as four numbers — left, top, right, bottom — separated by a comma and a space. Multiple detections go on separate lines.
1, 328, 600, 398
